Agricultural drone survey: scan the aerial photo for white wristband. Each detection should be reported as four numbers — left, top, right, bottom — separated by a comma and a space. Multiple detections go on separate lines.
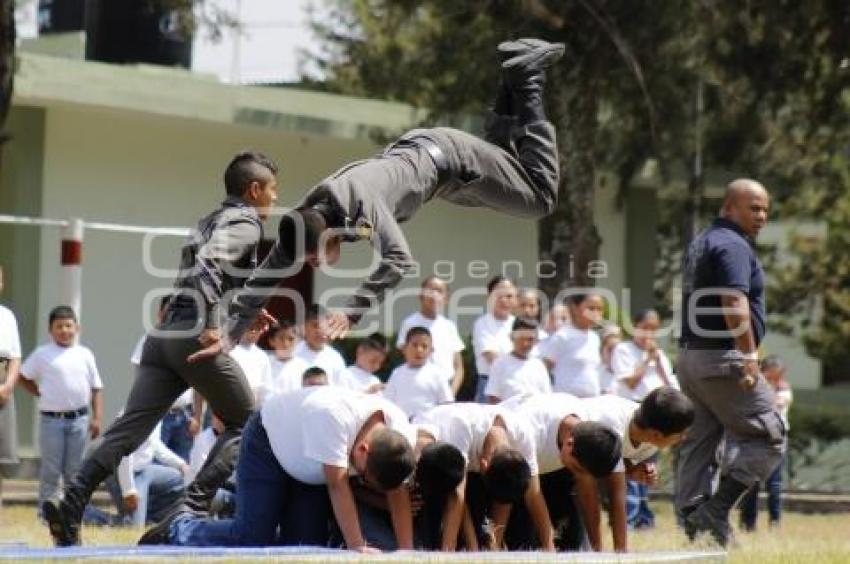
740, 352, 759, 361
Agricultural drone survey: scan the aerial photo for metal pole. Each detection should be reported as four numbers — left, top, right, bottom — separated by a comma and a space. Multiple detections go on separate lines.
60, 218, 84, 322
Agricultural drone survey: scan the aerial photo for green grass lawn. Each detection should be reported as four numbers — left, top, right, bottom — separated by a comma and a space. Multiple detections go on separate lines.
1, 502, 848, 562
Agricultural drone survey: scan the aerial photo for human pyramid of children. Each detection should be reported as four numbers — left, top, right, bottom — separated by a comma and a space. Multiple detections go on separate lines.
35, 37, 784, 554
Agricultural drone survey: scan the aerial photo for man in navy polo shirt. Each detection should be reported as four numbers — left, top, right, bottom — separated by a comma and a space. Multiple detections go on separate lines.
675, 178, 785, 547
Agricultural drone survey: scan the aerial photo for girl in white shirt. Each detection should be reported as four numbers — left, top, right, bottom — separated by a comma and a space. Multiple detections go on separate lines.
472, 276, 517, 402
612, 310, 673, 402
539, 293, 604, 398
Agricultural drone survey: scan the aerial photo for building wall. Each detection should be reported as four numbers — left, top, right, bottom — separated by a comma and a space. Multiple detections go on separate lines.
0, 106, 47, 452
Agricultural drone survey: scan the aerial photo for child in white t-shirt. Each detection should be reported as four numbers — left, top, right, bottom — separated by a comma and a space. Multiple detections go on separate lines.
19, 306, 104, 510
384, 327, 453, 419
293, 305, 346, 385
472, 276, 518, 402
539, 293, 604, 398
340, 333, 386, 393
485, 317, 551, 403
267, 320, 309, 395
612, 310, 673, 402
396, 276, 466, 395
228, 320, 273, 406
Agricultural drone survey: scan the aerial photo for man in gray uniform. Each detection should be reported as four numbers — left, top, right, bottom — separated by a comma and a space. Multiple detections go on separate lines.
675, 179, 785, 547
43, 152, 280, 546
188, 38, 564, 355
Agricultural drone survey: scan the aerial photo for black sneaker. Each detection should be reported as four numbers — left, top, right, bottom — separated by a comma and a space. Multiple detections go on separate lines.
138, 506, 191, 545
42, 498, 81, 547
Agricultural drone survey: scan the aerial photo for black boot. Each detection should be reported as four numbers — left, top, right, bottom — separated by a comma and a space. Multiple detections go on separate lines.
184, 432, 241, 514
497, 38, 565, 123
138, 502, 193, 545
42, 458, 110, 546
685, 475, 750, 547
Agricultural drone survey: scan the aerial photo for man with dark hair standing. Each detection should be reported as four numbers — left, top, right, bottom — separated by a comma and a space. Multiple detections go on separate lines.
43, 151, 280, 546
675, 178, 785, 547
185, 38, 564, 357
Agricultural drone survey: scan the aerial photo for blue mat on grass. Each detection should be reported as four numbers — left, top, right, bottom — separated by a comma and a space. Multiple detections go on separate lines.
0, 545, 726, 562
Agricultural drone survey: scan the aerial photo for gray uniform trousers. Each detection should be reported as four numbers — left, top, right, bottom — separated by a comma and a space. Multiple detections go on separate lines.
79, 320, 255, 496
674, 348, 786, 512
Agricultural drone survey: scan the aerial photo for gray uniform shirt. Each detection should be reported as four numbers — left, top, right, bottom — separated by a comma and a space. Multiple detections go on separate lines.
170, 196, 263, 329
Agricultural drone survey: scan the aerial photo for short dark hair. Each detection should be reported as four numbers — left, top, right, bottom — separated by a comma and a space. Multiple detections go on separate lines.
48, 305, 77, 325
304, 304, 326, 323
358, 332, 388, 353
270, 319, 296, 336
634, 387, 695, 436
302, 366, 327, 382
415, 441, 465, 499
632, 308, 659, 325
486, 275, 513, 295
277, 208, 329, 259
223, 151, 278, 197
567, 292, 600, 306
761, 354, 785, 372
512, 317, 539, 332
405, 326, 431, 344
571, 421, 621, 478
367, 428, 415, 491
484, 448, 531, 504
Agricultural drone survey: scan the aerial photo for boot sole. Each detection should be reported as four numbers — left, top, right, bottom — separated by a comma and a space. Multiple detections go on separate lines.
42, 500, 79, 547
502, 45, 565, 71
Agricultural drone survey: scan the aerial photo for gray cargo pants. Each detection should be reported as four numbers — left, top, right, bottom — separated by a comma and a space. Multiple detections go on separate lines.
84, 320, 254, 485
674, 348, 786, 512
406, 117, 559, 219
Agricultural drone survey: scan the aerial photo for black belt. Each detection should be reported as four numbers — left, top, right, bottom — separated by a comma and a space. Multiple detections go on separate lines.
412, 137, 452, 187
41, 406, 89, 419
680, 339, 735, 351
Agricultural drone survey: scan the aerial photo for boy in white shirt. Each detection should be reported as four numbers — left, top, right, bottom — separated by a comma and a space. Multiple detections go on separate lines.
340, 333, 386, 393
413, 402, 552, 551
294, 305, 346, 386
228, 322, 273, 407
384, 327, 453, 419
267, 320, 309, 395
19, 306, 104, 511
396, 276, 465, 395
485, 317, 551, 403
141, 387, 417, 553
472, 276, 518, 402
505, 388, 693, 551
538, 293, 604, 398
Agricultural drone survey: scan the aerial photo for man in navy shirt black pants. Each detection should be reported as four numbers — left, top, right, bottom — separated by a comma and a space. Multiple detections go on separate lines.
675, 179, 785, 547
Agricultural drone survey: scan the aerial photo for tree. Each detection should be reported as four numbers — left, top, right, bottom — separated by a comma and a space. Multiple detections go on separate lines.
0, 0, 15, 143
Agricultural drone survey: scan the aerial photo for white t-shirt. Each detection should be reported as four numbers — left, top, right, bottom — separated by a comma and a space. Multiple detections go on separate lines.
269, 354, 310, 395
0, 305, 21, 360
581, 395, 657, 472
294, 341, 347, 385
188, 427, 218, 481
261, 386, 416, 485
414, 403, 538, 475
383, 363, 453, 419
472, 313, 515, 375
116, 421, 186, 495
484, 353, 551, 402
21, 343, 103, 411
131, 335, 193, 408
338, 365, 382, 393
611, 341, 674, 401
229, 343, 274, 405
503, 393, 587, 475
538, 325, 601, 397
396, 312, 464, 379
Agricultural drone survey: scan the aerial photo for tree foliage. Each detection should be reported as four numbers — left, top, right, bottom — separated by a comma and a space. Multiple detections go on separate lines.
308, 1, 850, 372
